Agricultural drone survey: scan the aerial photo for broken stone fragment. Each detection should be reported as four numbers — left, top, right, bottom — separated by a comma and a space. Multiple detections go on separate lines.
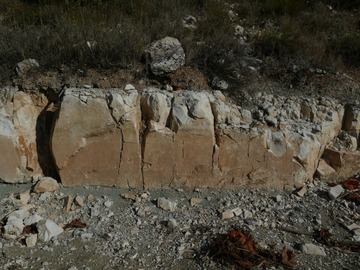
37, 219, 64, 242
243, 209, 253, 219
87, 194, 96, 202
347, 223, 360, 231
302, 243, 326, 256
121, 193, 137, 201
190, 197, 203, 207
3, 216, 24, 239
329, 185, 345, 200
221, 210, 235, 220
130, 227, 140, 235
167, 218, 178, 229
124, 84, 135, 91
74, 195, 84, 207
25, 234, 37, 247
81, 233, 93, 242
63, 195, 73, 214
23, 214, 43, 226
135, 206, 148, 217
33, 177, 60, 193
104, 200, 113, 208
296, 186, 307, 197
157, 197, 177, 212
316, 159, 336, 179
7, 208, 30, 220
18, 190, 31, 205
231, 207, 243, 216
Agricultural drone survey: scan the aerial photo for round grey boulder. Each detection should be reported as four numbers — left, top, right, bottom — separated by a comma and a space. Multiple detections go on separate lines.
145, 37, 185, 76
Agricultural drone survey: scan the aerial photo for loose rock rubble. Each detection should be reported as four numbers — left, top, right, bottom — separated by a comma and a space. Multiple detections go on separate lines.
0, 177, 359, 269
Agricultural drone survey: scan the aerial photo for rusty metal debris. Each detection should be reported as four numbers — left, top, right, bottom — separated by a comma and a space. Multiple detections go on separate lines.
207, 228, 297, 269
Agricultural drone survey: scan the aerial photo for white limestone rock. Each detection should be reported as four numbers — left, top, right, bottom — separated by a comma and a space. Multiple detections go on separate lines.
157, 197, 177, 212
302, 243, 326, 256
329, 185, 345, 200
33, 177, 60, 193
3, 216, 24, 238
37, 219, 64, 242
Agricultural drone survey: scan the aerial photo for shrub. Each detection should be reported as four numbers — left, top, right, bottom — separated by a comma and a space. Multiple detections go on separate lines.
330, 34, 360, 67
322, 0, 360, 10
263, 0, 309, 16
0, 0, 359, 82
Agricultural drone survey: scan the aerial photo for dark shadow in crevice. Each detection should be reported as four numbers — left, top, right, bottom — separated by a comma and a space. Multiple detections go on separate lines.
36, 96, 61, 182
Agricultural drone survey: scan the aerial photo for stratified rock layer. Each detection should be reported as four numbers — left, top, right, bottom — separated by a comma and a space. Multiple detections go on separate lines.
1, 87, 359, 188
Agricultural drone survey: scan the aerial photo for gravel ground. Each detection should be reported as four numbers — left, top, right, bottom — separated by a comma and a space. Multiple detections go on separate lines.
0, 179, 359, 270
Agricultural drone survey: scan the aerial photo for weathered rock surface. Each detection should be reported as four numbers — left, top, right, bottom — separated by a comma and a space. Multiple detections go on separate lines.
0, 87, 47, 183
1, 86, 359, 188
343, 104, 360, 145
142, 89, 215, 188
144, 37, 185, 75
322, 149, 360, 180
52, 88, 141, 187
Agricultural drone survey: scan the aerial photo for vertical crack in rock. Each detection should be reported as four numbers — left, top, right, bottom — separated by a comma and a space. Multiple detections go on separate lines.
342, 104, 354, 131
36, 91, 62, 181
139, 122, 147, 190
138, 100, 150, 189
105, 92, 124, 187
141, 89, 176, 188
105, 92, 128, 188
118, 127, 126, 187
165, 96, 175, 130
170, 132, 177, 186
209, 99, 222, 174
223, 133, 241, 146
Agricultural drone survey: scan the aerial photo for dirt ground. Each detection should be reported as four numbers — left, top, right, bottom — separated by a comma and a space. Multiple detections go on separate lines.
0, 178, 359, 270
4, 62, 360, 111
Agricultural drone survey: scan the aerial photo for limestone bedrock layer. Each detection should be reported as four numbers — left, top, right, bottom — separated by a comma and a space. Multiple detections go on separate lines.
1, 86, 359, 189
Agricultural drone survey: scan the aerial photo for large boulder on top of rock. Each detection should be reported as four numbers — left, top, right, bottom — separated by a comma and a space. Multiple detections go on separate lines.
145, 37, 185, 75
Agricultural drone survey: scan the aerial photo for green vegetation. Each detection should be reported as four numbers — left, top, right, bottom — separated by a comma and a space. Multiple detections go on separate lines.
0, 0, 359, 80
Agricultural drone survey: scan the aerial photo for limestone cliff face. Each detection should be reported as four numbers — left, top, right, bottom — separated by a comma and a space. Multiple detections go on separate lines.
0, 87, 359, 188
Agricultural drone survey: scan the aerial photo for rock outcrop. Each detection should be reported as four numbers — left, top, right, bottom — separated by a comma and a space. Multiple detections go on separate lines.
1, 86, 359, 188
52, 88, 142, 187
142, 89, 215, 188
0, 87, 47, 183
